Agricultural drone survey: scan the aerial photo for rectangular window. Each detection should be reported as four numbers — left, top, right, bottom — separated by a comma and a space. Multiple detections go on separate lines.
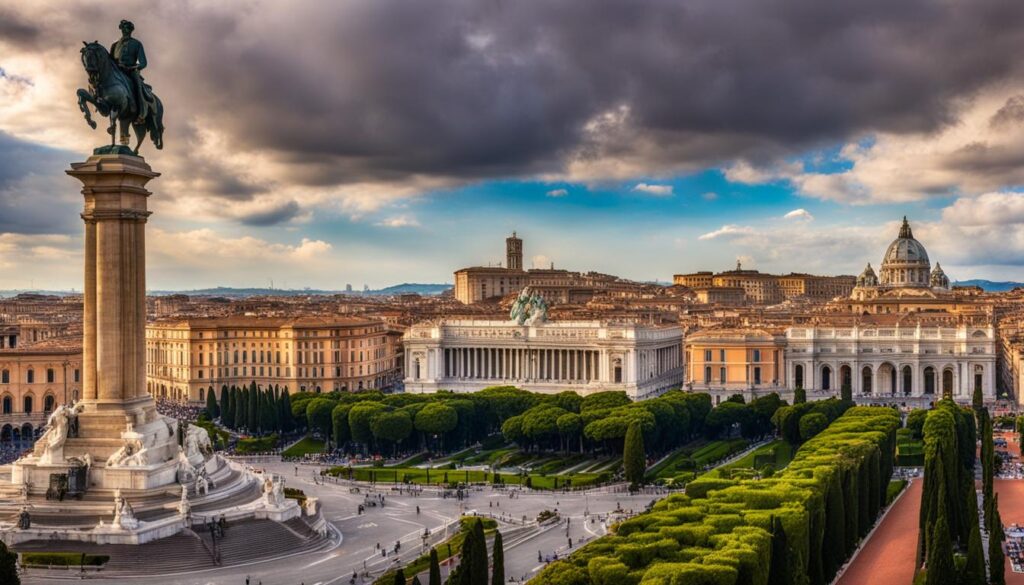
74, 369, 80, 383
704, 366, 711, 384
754, 367, 761, 385
719, 349, 725, 362
198, 370, 204, 379
704, 349, 712, 362
720, 367, 726, 383
752, 349, 761, 362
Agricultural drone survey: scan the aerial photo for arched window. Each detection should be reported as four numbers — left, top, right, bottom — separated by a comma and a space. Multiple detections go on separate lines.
1, 396, 11, 414
199, 388, 205, 402
923, 367, 936, 394
23, 395, 32, 414
26, 369, 34, 384
942, 369, 954, 397
794, 364, 804, 388
821, 366, 832, 391
44, 395, 55, 412
902, 366, 913, 396
861, 366, 872, 394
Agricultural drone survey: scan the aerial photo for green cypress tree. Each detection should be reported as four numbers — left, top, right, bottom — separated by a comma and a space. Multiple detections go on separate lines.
239, 388, 249, 431
248, 381, 259, 433
840, 380, 852, 403
925, 514, 955, 585
491, 530, 504, 585
623, 420, 646, 489
220, 386, 230, 424
793, 385, 807, 404
393, 568, 406, 585
990, 494, 1006, 585
0, 540, 18, 585
231, 387, 241, 429
973, 383, 984, 412
429, 547, 442, 585
411, 576, 422, 585
457, 526, 475, 585
823, 472, 846, 579
767, 516, 789, 585
469, 519, 488, 585
205, 387, 218, 419
963, 513, 985, 585
281, 390, 295, 433
260, 390, 275, 433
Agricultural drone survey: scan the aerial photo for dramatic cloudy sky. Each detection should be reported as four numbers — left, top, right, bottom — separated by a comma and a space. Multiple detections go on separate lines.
3, 0, 1024, 290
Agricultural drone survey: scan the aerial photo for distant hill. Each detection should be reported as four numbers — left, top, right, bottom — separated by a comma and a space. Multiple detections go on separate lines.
953, 279, 1024, 292
0, 283, 452, 298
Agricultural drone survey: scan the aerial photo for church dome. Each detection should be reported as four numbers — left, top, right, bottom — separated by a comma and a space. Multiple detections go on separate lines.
930, 262, 950, 290
857, 263, 878, 287
879, 217, 931, 287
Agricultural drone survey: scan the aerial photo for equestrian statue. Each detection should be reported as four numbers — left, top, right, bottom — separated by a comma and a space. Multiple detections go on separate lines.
76, 20, 164, 155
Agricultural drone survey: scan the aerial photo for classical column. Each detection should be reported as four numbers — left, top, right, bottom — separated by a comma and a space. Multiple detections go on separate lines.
68, 155, 157, 410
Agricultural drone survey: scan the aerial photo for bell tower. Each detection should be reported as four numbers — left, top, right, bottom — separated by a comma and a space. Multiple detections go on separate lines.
506, 231, 523, 271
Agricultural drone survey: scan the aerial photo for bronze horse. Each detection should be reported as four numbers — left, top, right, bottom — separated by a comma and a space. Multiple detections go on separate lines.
76, 41, 164, 154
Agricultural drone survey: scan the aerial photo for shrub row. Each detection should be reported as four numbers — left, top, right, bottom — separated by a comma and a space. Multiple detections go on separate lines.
534, 406, 900, 585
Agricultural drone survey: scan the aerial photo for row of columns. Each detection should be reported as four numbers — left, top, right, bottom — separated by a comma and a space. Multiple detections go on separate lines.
794, 361, 992, 398
443, 347, 603, 382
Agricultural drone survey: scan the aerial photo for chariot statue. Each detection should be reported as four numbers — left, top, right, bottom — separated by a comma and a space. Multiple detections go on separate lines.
76, 20, 164, 154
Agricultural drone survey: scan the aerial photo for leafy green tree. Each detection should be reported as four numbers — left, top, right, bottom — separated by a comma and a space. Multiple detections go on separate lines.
793, 385, 807, 404
429, 547, 442, 585
332, 403, 352, 446
973, 384, 983, 412
623, 420, 646, 489
414, 402, 458, 449
799, 412, 828, 442
492, 530, 505, 585
556, 412, 583, 453
393, 568, 406, 585
0, 540, 18, 585
305, 398, 336, 443
349, 402, 387, 447
704, 401, 748, 438
260, 390, 277, 433
371, 410, 413, 454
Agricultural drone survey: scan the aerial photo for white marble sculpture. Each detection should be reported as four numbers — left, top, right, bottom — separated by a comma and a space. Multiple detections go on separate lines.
112, 488, 139, 530
195, 474, 209, 496
184, 424, 212, 459
262, 476, 286, 507
106, 427, 152, 467
34, 402, 84, 465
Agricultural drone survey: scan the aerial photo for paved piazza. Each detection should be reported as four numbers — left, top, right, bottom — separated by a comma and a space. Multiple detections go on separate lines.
22, 457, 656, 585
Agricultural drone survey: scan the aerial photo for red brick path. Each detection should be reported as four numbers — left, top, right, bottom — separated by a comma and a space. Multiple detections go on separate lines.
836, 479, 922, 585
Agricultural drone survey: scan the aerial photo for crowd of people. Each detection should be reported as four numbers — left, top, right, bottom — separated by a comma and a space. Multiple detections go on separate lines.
155, 398, 204, 421
0, 441, 30, 465
1005, 525, 1024, 573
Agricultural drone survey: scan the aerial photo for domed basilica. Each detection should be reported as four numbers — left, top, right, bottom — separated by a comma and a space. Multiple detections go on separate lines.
851, 217, 950, 302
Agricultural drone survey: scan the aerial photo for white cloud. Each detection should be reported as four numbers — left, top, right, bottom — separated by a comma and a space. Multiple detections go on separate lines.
632, 183, 674, 197
698, 225, 757, 240
941, 191, 1024, 226
531, 254, 553, 269
546, 188, 569, 197
701, 192, 718, 201
783, 208, 814, 221
375, 215, 420, 228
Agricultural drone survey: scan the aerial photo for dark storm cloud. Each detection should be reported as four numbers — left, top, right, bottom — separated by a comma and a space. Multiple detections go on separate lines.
0, 131, 80, 234
10, 0, 1024, 197
0, 9, 42, 48
237, 200, 301, 226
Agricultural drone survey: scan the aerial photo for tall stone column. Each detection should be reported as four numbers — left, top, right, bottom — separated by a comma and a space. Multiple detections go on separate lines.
67, 155, 159, 431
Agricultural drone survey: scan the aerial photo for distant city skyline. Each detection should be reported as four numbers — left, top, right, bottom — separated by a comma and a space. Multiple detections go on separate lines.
3, 2, 1024, 290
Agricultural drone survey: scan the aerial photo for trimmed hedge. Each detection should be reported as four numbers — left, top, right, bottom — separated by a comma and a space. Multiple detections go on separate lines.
535, 406, 900, 585
22, 552, 109, 567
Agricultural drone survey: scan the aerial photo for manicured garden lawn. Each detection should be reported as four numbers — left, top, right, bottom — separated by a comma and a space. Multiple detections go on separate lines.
282, 436, 326, 457
895, 428, 923, 466
375, 517, 497, 584
647, 438, 751, 483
